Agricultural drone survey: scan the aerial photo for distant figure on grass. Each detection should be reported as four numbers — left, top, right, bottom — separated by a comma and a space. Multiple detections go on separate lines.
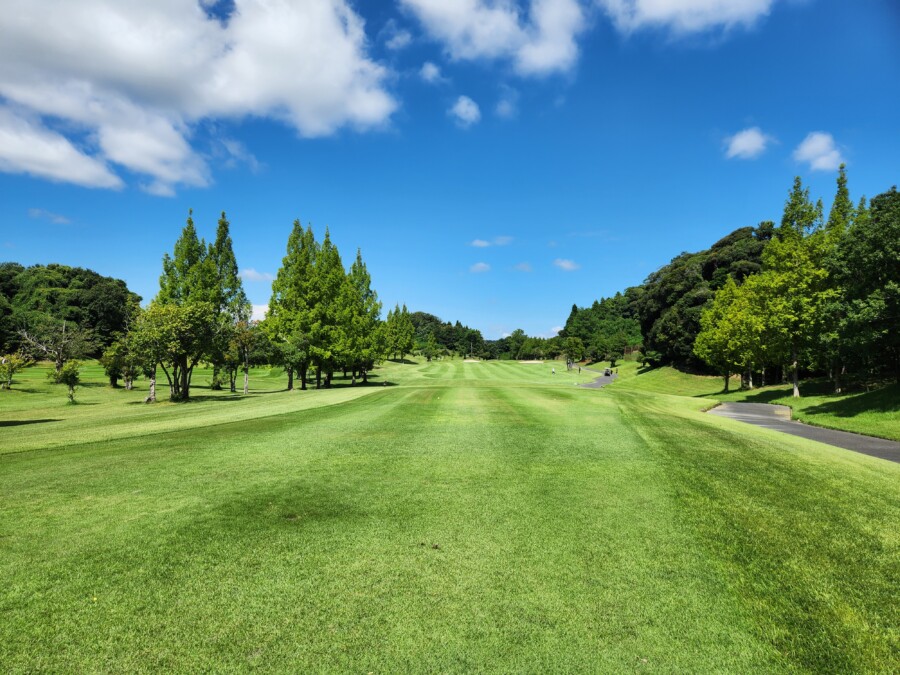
552, 367, 556, 375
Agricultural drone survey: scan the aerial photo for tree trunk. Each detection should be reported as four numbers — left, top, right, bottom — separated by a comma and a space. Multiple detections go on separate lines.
243, 368, 249, 395
145, 366, 157, 403
300, 365, 308, 391
286, 367, 294, 391
791, 344, 800, 398
746, 367, 753, 390
724, 369, 730, 393
109, 375, 118, 388
760, 367, 766, 388
362, 368, 368, 384
315, 367, 321, 389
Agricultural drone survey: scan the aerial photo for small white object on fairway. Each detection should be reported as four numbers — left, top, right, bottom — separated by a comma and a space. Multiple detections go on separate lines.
463, 359, 480, 363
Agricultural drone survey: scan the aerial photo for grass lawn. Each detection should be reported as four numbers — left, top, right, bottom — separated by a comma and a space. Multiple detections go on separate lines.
1, 359, 898, 671
601, 362, 900, 441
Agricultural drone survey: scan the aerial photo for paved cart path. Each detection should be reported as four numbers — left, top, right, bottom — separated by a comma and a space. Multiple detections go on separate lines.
579, 367, 619, 389
709, 402, 900, 463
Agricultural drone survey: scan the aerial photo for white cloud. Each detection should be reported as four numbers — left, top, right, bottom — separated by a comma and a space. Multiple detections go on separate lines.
551, 325, 564, 335
251, 304, 268, 321
598, 0, 779, 34
401, 0, 586, 76
382, 19, 413, 50
240, 268, 274, 282
496, 86, 520, 118
470, 262, 491, 273
514, 262, 533, 272
554, 258, 580, 271
450, 95, 481, 127
0, 107, 122, 188
471, 235, 512, 247
419, 61, 444, 83
219, 138, 262, 173
0, 0, 396, 194
724, 126, 772, 159
27, 207, 71, 224
793, 132, 844, 171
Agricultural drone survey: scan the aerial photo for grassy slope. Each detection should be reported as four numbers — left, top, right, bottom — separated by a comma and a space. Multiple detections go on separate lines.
602, 362, 900, 441
1, 360, 898, 671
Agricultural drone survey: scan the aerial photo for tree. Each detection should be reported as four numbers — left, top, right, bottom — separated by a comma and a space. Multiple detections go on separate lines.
309, 228, 346, 388
207, 211, 250, 389
266, 221, 317, 390
134, 302, 214, 401
18, 317, 96, 380
563, 336, 585, 364
100, 339, 126, 388
153, 210, 219, 400
422, 332, 439, 362
0, 353, 32, 389
58, 359, 81, 403
385, 303, 415, 361
341, 249, 383, 381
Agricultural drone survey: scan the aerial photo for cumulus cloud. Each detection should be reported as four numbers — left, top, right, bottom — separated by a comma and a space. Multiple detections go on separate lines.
554, 258, 580, 271
514, 262, 533, 272
793, 132, 844, 171
0, 107, 123, 189
470, 262, 491, 273
450, 95, 481, 127
725, 126, 773, 159
401, 0, 585, 76
240, 268, 274, 282
470, 238, 491, 247
0, 0, 396, 194
420, 61, 444, 83
28, 207, 71, 225
598, 0, 779, 34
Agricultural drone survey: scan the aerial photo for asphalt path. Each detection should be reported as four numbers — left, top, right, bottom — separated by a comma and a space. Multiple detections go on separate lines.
709, 402, 900, 463
578, 367, 619, 389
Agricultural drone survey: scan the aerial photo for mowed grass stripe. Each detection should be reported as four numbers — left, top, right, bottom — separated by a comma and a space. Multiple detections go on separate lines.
2, 383, 775, 671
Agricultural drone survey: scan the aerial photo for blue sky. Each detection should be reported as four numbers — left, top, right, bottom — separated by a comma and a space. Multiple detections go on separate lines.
1, 0, 898, 338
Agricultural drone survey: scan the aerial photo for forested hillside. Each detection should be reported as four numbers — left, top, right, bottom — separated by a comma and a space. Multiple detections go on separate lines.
567, 169, 899, 394
0, 263, 140, 354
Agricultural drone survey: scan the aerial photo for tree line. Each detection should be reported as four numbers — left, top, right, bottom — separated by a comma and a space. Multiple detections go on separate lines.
564, 168, 898, 396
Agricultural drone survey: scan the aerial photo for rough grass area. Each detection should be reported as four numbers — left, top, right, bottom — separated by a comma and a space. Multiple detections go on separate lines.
1, 359, 898, 671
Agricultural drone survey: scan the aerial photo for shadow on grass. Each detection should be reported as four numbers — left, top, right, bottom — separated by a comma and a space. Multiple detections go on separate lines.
0, 419, 61, 427
802, 384, 900, 418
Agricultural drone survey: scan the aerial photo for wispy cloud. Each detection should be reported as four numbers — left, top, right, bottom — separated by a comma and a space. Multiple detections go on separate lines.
450, 95, 481, 128
219, 138, 262, 173
725, 126, 773, 159
251, 304, 268, 321
553, 258, 579, 271
793, 132, 844, 171
470, 262, 490, 273
28, 207, 71, 224
496, 86, 519, 119
470, 235, 512, 247
514, 262, 532, 272
240, 268, 274, 282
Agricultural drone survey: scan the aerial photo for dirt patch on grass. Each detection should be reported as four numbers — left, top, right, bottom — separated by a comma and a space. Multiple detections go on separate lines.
518, 360, 544, 364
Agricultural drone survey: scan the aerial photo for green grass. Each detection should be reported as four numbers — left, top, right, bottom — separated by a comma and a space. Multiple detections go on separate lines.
1, 359, 898, 671
600, 363, 899, 441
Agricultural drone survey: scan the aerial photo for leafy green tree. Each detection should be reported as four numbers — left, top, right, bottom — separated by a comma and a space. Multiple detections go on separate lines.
0, 352, 32, 389
385, 303, 415, 361
341, 249, 383, 381
58, 359, 81, 403
309, 228, 346, 387
135, 302, 214, 401
694, 277, 757, 391
422, 332, 440, 362
100, 338, 126, 388
207, 211, 250, 389
266, 221, 317, 390
563, 336, 585, 364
